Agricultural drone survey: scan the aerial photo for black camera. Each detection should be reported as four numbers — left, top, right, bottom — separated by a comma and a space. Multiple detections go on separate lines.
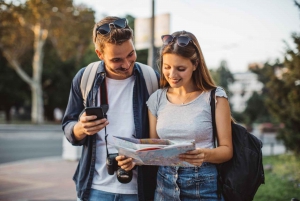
106, 153, 133, 184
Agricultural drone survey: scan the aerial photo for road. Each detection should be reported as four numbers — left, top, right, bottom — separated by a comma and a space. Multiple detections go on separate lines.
0, 123, 286, 164
0, 124, 63, 164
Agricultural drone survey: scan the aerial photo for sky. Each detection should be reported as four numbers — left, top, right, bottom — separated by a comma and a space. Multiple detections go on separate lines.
74, 0, 300, 73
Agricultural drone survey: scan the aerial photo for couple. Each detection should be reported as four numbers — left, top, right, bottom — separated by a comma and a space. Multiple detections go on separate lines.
62, 16, 232, 201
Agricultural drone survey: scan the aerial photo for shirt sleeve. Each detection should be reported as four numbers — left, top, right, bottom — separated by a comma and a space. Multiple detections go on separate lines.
146, 89, 162, 117
215, 86, 228, 103
62, 68, 87, 146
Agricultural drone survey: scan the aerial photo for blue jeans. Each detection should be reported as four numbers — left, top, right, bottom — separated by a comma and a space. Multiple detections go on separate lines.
77, 189, 138, 201
154, 163, 224, 201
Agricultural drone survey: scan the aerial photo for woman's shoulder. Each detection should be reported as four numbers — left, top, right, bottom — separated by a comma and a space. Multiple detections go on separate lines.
149, 88, 167, 98
147, 88, 167, 105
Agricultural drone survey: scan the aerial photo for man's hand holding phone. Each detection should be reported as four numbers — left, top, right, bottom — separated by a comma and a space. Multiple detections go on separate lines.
73, 107, 109, 140
85, 107, 105, 120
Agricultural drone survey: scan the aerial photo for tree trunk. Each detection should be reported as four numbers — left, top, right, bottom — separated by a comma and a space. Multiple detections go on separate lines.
1, 22, 48, 124
31, 81, 44, 123
31, 23, 48, 124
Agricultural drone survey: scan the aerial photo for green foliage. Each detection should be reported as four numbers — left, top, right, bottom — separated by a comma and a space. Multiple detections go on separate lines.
240, 90, 274, 127
210, 60, 234, 95
80, 42, 99, 68
254, 154, 300, 201
250, 56, 300, 154
243, 92, 264, 124
125, 14, 135, 32
248, 58, 300, 155
265, 34, 300, 154
42, 40, 76, 120
0, 50, 31, 121
136, 49, 149, 65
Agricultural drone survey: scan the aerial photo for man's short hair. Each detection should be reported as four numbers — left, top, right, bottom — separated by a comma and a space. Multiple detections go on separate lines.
93, 16, 133, 53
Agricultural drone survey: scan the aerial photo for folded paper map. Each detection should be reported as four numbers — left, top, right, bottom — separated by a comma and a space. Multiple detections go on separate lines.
111, 136, 196, 166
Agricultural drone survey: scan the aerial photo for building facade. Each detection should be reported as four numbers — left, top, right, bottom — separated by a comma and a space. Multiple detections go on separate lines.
228, 72, 263, 112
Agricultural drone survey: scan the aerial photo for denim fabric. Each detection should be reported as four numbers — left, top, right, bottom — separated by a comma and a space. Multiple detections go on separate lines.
76, 189, 138, 201
155, 163, 224, 201
62, 62, 159, 201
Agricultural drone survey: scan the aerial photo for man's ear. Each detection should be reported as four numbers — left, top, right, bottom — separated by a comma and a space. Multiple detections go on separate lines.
95, 49, 103, 60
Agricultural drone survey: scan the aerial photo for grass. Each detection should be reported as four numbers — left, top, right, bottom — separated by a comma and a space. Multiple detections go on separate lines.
254, 154, 300, 201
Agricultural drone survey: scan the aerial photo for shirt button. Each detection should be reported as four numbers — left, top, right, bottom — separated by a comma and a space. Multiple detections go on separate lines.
175, 174, 178, 178
176, 187, 179, 191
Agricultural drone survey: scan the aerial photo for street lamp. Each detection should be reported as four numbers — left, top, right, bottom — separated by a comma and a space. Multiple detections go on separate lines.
148, 0, 156, 70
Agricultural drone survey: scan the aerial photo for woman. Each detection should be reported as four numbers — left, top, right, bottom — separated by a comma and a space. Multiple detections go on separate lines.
118, 31, 233, 200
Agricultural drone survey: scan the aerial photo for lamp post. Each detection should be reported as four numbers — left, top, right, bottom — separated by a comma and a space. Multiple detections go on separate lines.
148, 0, 157, 71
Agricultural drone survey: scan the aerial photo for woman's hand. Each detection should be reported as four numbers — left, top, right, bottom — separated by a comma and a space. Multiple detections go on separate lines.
116, 155, 136, 171
179, 148, 207, 166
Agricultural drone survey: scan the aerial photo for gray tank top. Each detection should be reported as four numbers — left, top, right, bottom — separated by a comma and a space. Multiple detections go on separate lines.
146, 87, 228, 149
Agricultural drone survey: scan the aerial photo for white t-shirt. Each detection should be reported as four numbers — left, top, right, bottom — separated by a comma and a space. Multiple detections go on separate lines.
91, 76, 137, 194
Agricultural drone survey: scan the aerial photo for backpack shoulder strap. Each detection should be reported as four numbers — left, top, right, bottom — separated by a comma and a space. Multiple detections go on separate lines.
80, 61, 101, 107
210, 88, 217, 146
209, 87, 223, 199
136, 62, 159, 95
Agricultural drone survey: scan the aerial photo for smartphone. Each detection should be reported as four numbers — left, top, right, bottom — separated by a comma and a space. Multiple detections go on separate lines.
85, 107, 104, 120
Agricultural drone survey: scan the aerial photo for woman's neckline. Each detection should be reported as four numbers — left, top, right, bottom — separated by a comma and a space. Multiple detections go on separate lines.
165, 88, 204, 106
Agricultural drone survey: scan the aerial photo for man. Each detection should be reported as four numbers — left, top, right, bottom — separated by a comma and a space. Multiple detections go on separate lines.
62, 16, 158, 201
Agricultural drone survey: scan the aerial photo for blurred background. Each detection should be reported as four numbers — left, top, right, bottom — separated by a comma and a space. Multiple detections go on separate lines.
0, 0, 299, 200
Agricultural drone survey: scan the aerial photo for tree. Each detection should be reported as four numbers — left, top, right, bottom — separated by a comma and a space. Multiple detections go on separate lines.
264, 33, 300, 154
242, 91, 271, 126
243, 62, 278, 126
253, 0, 300, 154
250, 29, 300, 153
210, 60, 234, 94
0, 0, 94, 123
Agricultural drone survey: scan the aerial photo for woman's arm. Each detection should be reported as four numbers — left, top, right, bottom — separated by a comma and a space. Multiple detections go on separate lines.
179, 97, 233, 166
206, 96, 233, 163
148, 109, 159, 139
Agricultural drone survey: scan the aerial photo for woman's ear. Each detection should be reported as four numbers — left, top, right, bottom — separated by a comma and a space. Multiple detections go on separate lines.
193, 60, 199, 71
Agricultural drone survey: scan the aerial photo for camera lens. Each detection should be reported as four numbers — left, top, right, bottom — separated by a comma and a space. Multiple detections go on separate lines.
106, 153, 118, 175
117, 168, 133, 184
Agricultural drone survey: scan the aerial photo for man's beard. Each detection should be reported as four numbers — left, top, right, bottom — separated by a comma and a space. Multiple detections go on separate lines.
106, 62, 134, 79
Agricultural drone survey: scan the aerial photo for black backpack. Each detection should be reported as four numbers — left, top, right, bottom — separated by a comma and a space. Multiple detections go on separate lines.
210, 88, 265, 201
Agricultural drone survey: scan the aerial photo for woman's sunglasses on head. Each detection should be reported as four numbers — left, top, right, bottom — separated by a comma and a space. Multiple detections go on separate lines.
96, 18, 128, 35
161, 35, 193, 47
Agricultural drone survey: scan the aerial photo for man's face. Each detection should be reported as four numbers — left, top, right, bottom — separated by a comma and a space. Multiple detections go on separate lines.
96, 39, 137, 80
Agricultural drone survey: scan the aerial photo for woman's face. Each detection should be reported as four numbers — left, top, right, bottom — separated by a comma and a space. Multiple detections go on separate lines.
162, 53, 196, 88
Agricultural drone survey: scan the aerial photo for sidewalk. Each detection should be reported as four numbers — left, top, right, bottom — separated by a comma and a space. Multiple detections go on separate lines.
0, 157, 78, 201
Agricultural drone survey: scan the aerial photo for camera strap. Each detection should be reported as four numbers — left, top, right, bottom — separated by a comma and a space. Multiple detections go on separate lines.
99, 77, 110, 158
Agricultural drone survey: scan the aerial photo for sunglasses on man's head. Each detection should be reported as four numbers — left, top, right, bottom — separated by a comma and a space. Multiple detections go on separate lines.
96, 18, 128, 35
161, 35, 193, 47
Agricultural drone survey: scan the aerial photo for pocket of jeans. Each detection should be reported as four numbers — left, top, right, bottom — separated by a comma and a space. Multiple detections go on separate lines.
177, 174, 195, 187
198, 174, 215, 184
